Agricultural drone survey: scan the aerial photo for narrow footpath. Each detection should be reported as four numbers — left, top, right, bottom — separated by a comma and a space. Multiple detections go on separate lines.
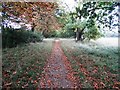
39, 39, 77, 88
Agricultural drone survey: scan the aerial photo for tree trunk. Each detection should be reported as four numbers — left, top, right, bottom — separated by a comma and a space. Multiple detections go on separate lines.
76, 31, 80, 41
76, 28, 82, 42
31, 27, 34, 32
31, 22, 36, 32
75, 28, 85, 42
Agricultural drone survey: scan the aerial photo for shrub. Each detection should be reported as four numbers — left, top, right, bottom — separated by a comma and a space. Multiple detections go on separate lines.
2, 27, 43, 48
84, 25, 102, 40
46, 29, 74, 38
58, 29, 75, 38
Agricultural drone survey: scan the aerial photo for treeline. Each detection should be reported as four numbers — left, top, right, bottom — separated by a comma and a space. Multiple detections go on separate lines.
43, 29, 75, 38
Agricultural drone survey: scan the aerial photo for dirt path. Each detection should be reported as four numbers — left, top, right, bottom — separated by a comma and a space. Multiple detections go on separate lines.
39, 39, 77, 88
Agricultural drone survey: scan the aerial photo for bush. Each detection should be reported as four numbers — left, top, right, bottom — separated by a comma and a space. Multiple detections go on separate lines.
84, 25, 102, 40
60, 30, 75, 38
2, 27, 43, 48
46, 29, 75, 38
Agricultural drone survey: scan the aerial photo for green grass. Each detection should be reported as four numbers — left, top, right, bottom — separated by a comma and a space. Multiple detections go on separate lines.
78, 44, 119, 73
61, 39, 119, 88
2, 40, 53, 88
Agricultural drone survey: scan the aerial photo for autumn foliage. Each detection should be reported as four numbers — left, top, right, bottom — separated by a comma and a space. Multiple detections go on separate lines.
2, 2, 60, 32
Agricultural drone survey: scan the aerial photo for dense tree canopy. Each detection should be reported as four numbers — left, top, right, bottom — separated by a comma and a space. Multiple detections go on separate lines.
1, 2, 60, 34
56, 1, 119, 41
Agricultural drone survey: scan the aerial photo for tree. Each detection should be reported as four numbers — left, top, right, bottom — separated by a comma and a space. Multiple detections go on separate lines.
2, 2, 60, 36
66, 1, 119, 41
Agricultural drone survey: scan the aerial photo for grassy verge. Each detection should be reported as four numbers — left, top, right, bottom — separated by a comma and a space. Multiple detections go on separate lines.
61, 39, 119, 88
2, 40, 53, 88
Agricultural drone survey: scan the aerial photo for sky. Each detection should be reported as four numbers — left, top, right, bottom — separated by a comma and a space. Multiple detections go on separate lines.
60, 0, 76, 11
